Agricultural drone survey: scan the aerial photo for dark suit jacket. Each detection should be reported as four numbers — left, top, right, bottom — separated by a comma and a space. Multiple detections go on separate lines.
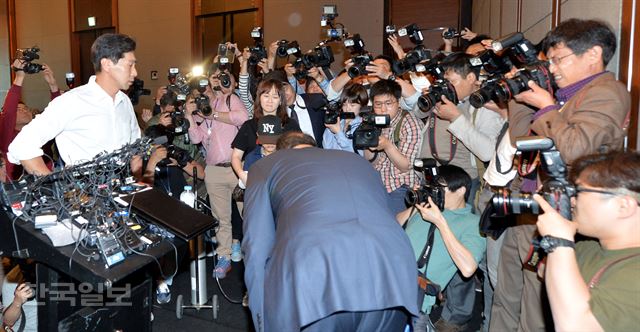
243, 148, 418, 331
298, 93, 327, 147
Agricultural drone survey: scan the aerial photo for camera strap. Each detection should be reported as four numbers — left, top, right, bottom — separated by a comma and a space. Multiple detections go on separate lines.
427, 115, 457, 165
493, 122, 515, 175
417, 223, 437, 270
393, 111, 409, 148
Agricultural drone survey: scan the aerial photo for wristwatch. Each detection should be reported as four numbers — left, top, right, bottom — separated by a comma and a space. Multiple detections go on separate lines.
387, 74, 396, 81
539, 235, 575, 253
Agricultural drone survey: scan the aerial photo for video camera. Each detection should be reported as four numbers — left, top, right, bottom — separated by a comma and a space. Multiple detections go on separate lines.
417, 79, 458, 111
15, 47, 44, 74
127, 78, 151, 106
352, 112, 391, 149
405, 158, 446, 210
322, 101, 355, 124
490, 136, 574, 219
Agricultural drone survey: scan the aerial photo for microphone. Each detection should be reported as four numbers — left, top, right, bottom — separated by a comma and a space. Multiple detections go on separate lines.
492, 32, 524, 52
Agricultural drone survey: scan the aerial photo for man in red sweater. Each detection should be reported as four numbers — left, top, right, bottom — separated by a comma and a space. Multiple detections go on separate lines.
0, 58, 60, 181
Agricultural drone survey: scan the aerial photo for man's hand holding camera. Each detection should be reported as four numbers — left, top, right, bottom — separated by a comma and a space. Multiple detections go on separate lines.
365, 62, 392, 80
368, 134, 391, 152
14, 283, 34, 305
533, 194, 577, 241
514, 81, 555, 110
415, 196, 448, 229
433, 96, 461, 122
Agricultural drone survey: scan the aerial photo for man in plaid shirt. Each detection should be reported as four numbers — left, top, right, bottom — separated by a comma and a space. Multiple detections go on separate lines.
365, 79, 424, 214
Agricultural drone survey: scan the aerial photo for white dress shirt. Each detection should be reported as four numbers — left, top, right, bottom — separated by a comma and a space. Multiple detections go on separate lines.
288, 95, 315, 138
8, 76, 141, 165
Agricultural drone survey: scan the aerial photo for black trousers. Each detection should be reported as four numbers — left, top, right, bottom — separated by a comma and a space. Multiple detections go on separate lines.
302, 307, 409, 332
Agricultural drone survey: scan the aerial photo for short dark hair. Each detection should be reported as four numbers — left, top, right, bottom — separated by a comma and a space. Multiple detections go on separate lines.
276, 131, 317, 150
438, 164, 472, 201
160, 92, 177, 108
542, 18, 617, 66
370, 79, 402, 101
441, 52, 480, 79
340, 83, 369, 107
374, 54, 394, 67
91, 33, 136, 72
571, 151, 640, 194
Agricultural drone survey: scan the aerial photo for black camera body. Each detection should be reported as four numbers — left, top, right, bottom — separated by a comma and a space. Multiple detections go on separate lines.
158, 144, 192, 168
322, 101, 356, 124
127, 78, 151, 106
392, 45, 432, 75
417, 79, 458, 111
301, 45, 334, 69
277, 40, 301, 58
490, 136, 574, 219
470, 50, 513, 77
248, 45, 267, 66
405, 158, 446, 210
348, 54, 373, 78
352, 112, 390, 149
170, 110, 190, 136
16, 47, 44, 74
442, 28, 461, 39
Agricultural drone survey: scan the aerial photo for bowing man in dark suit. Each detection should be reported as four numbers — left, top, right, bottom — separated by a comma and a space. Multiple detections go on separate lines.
242, 131, 419, 331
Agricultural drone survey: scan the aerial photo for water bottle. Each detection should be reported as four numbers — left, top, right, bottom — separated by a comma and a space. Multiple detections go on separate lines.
179, 185, 195, 208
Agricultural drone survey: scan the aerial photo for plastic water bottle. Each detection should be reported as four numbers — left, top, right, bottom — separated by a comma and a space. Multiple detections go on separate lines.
179, 185, 195, 208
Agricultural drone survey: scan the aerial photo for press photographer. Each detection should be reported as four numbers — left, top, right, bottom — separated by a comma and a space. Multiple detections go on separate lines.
491, 19, 632, 332
533, 151, 640, 332
1, 57, 60, 181
365, 79, 424, 214
396, 164, 485, 332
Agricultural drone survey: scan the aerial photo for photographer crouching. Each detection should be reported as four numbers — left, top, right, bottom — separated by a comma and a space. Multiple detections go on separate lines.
396, 164, 485, 332
533, 151, 640, 331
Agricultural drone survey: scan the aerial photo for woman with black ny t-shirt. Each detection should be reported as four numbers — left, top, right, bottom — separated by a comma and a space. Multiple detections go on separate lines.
231, 79, 300, 185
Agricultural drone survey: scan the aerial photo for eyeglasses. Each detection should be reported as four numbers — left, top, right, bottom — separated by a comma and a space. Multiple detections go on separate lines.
576, 186, 640, 205
575, 186, 619, 196
548, 52, 575, 66
372, 100, 397, 109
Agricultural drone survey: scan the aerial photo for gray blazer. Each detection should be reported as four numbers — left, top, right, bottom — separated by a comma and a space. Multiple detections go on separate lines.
243, 147, 419, 331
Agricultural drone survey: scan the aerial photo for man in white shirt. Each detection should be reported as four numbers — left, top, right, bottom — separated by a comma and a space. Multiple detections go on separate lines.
8, 33, 141, 175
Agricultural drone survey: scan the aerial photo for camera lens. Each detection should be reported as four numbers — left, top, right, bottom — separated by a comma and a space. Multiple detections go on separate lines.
469, 87, 493, 108
491, 189, 540, 216
417, 92, 438, 111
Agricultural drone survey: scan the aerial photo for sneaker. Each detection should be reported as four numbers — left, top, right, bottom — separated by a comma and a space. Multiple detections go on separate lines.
433, 319, 466, 332
231, 241, 243, 262
213, 257, 231, 279
156, 282, 171, 304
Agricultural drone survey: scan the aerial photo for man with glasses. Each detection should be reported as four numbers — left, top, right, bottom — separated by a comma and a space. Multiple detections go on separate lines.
491, 19, 631, 331
366, 79, 423, 214
532, 151, 640, 331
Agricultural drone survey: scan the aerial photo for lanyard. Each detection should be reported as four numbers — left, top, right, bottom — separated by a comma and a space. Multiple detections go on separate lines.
428, 115, 457, 165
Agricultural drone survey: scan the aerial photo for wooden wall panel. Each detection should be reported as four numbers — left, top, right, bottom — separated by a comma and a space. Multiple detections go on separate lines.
390, 0, 460, 51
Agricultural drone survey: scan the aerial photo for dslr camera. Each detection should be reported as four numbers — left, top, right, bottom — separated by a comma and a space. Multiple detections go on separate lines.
322, 101, 355, 124
352, 112, 391, 149
276, 40, 301, 58
417, 79, 458, 111
161, 144, 192, 168
248, 27, 268, 66
127, 78, 151, 106
490, 136, 574, 219
15, 47, 44, 74
392, 45, 432, 75
405, 158, 446, 210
